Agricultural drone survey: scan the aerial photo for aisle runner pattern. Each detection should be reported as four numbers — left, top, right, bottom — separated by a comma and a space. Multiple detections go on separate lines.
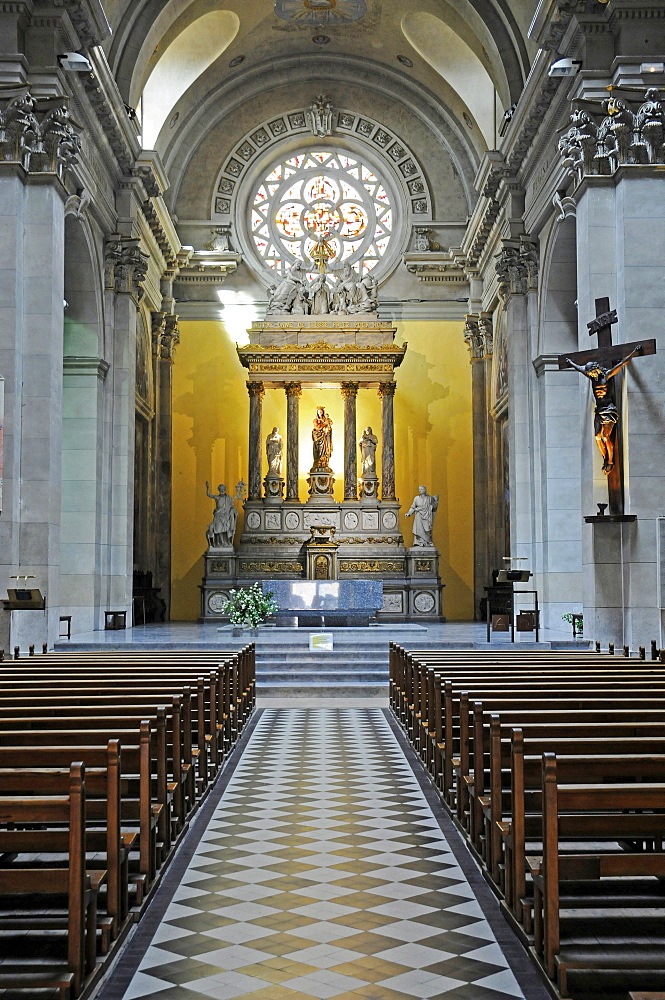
125, 709, 524, 1000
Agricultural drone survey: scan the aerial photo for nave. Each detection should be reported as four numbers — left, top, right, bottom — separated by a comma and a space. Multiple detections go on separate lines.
101, 708, 544, 1000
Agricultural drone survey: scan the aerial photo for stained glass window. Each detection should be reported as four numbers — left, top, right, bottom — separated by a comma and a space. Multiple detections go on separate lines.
251, 150, 393, 276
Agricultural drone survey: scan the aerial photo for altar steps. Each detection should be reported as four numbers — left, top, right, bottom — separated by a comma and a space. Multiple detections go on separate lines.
255, 638, 389, 697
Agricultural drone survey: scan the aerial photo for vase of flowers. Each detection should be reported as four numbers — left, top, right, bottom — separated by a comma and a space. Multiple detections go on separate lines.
561, 612, 583, 637
223, 583, 278, 635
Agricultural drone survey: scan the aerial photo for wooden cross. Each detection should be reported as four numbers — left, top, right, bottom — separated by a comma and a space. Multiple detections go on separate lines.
558, 297, 656, 516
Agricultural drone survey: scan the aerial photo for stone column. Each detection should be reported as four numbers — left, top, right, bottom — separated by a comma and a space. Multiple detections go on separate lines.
247, 381, 264, 500
284, 382, 301, 501
379, 381, 397, 501
154, 313, 179, 618
341, 382, 359, 501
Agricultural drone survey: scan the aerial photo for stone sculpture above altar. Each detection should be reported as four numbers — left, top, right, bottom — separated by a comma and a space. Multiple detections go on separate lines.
265, 259, 378, 318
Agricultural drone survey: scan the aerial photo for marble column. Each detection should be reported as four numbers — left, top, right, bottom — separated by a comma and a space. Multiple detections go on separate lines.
341, 382, 359, 501
247, 381, 264, 501
284, 382, 301, 501
379, 381, 397, 501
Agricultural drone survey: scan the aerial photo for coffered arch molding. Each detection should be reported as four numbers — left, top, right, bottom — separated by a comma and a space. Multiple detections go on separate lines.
162, 52, 480, 218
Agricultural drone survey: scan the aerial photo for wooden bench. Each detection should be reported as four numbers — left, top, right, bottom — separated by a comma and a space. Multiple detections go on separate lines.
536, 754, 665, 996
0, 762, 99, 998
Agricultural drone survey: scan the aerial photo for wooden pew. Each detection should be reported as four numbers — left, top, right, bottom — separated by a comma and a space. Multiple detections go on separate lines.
0, 741, 127, 941
536, 754, 665, 996
0, 762, 97, 999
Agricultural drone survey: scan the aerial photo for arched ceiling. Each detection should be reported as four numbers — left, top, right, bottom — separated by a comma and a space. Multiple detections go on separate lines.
104, 0, 537, 157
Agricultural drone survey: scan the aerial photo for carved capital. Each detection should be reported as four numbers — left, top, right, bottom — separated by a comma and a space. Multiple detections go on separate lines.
340, 381, 360, 399
558, 88, 665, 182
378, 381, 396, 398
479, 312, 494, 356
495, 237, 538, 301
161, 314, 180, 360
0, 92, 81, 178
284, 381, 302, 398
247, 380, 265, 399
105, 235, 149, 300
463, 315, 483, 361
151, 311, 166, 355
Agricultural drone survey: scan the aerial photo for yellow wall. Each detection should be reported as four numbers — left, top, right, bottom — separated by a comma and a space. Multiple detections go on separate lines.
171, 318, 474, 620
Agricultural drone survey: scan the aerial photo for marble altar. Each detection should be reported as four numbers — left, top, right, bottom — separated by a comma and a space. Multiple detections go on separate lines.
263, 580, 383, 627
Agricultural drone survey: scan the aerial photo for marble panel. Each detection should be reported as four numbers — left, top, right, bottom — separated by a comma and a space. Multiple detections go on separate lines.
60, 542, 96, 575
627, 476, 665, 517
263, 580, 383, 613
624, 267, 665, 310
303, 511, 340, 530
61, 418, 99, 453
544, 477, 581, 510
627, 560, 657, 609
544, 508, 582, 543
62, 449, 97, 482
61, 479, 97, 511
542, 539, 582, 574
584, 560, 624, 609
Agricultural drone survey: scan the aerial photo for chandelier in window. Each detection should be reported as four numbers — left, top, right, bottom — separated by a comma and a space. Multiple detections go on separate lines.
251, 150, 393, 277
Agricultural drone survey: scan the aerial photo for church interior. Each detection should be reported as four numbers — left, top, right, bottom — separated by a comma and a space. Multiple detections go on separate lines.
1, 1, 665, 998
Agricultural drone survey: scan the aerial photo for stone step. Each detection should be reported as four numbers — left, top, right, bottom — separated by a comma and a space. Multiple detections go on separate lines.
258, 671, 387, 684
256, 654, 387, 665
258, 683, 388, 699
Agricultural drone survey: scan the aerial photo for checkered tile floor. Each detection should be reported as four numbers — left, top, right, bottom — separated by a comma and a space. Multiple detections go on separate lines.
123, 709, 526, 1000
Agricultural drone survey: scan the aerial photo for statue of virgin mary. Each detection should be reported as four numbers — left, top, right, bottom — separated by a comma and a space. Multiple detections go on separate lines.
311, 406, 333, 470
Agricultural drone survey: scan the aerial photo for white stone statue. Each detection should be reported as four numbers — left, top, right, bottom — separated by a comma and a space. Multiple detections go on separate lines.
266, 262, 307, 315
359, 426, 378, 477
266, 427, 283, 476
205, 482, 238, 548
331, 263, 357, 315
309, 273, 331, 315
349, 271, 378, 314
405, 485, 439, 547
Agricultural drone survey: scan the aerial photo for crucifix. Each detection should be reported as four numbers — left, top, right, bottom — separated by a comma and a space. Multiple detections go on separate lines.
558, 297, 656, 517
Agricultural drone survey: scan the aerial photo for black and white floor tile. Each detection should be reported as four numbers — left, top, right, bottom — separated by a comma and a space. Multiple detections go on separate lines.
119, 709, 530, 1000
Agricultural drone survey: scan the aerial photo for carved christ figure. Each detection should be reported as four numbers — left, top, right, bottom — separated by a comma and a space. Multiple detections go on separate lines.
406, 485, 439, 547
312, 406, 333, 470
266, 427, 283, 477
205, 482, 238, 548
565, 345, 641, 474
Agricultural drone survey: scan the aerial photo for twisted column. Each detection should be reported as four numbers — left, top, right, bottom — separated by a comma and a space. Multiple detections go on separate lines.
247, 381, 264, 500
341, 382, 359, 501
284, 382, 301, 501
379, 381, 397, 501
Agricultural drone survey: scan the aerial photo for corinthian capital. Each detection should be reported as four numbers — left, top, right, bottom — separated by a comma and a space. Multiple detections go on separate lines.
0, 92, 81, 178
464, 315, 483, 361
105, 236, 149, 300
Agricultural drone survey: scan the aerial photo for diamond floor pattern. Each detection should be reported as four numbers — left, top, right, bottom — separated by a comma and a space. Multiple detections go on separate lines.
120, 709, 526, 1000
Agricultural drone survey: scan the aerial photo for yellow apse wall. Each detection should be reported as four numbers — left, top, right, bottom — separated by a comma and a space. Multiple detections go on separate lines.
171, 319, 474, 620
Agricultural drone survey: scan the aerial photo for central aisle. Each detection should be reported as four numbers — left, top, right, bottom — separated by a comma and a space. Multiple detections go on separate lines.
120, 709, 531, 1000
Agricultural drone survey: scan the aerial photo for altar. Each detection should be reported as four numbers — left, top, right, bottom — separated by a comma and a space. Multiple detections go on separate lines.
262, 580, 383, 627
200, 261, 444, 623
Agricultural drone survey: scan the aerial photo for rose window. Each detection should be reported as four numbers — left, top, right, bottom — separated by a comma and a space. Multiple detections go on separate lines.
251, 150, 393, 276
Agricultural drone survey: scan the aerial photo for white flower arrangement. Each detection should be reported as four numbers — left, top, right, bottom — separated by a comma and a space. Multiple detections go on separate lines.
223, 583, 278, 628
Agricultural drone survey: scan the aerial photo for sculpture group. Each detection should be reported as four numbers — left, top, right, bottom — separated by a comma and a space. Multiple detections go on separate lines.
205, 414, 438, 549
266, 262, 378, 316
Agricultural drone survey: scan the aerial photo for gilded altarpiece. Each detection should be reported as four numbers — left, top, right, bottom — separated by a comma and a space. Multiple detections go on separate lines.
200, 316, 444, 621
